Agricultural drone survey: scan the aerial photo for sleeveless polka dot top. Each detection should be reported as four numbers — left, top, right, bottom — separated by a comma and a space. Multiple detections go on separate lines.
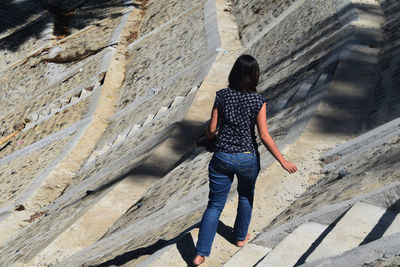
214, 88, 266, 153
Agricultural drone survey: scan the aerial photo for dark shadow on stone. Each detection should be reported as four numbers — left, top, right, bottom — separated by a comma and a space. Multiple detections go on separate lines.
176, 232, 197, 266
260, 2, 384, 80
0, 141, 12, 152
0, 0, 43, 37
359, 199, 400, 246
293, 207, 351, 266
0, 0, 134, 51
92, 224, 199, 267
92, 239, 170, 267
217, 220, 236, 245
127, 120, 206, 179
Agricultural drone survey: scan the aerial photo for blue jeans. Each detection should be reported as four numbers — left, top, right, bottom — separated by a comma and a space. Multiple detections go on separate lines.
196, 151, 260, 257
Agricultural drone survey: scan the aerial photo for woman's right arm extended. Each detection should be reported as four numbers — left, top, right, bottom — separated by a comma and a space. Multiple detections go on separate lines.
256, 103, 297, 174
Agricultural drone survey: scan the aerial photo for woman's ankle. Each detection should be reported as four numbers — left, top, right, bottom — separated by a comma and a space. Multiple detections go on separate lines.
193, 255, 205, 266
236, 233, 250, 247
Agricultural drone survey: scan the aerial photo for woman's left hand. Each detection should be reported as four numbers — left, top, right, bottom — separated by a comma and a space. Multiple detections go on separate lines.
280, 160, 298, 174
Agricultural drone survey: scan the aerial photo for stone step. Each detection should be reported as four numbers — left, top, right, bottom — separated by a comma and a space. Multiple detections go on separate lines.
143, 240, 186, 267
80, 88, 91, 98
306, 202, 386, 263
300, 232, 400, 267
85, 151, 101, 166
141, 225, 244, 267
127, 124, 141, 137
98, 144, 112, 156
49, 107, 59, 115
269, 72, 325, 116
36, 114, 44, 122
23, 89, 91, 131
170, 96, 185, 108
223, 243, 271, 267
60, 101, 68, 109
284, 83, 313, 108
112, 126, 133, 146
268, 83, 302, 115
269, 97, 289, 115
308, 73, 330, 96
154, 106, 168, 119
112, 134, 126, 146
257, 222, 328, 267
142, 113, 155, 127
69, 96, 80, 105
28, 173, 157, 266
186, 86, 199, 97
103, 89, 192, 150
321, 117, 400, 166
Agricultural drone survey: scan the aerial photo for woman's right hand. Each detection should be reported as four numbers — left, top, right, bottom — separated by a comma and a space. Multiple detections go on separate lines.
280, 159, 298, 174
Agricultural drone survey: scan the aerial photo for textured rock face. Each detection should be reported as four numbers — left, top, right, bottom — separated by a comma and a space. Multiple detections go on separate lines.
118, 5, 208, 111
232, 0, 297, 46
0, 133, 75, 208
0, 0, 399, 266
363, 255, 400, 267
139, 0, 208, 35
245, 0, 340, 79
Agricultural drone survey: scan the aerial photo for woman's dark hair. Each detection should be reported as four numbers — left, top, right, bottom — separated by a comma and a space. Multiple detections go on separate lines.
228, 54, 259, 93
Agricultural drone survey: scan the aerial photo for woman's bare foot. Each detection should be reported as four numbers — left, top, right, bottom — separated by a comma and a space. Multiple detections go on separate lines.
192, 255, 205, 266
236, 233, 250, 247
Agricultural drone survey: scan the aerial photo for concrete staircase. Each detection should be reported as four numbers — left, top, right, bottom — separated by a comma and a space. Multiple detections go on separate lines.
305, 202, 387, 262
84, 86, 198, 167
268, 72, 331, 116
221, 201, 400, 266
25, 84, 97, 130
256, 222, 328, 266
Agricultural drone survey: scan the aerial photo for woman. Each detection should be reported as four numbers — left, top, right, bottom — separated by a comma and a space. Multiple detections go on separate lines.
193, 55, 297, 266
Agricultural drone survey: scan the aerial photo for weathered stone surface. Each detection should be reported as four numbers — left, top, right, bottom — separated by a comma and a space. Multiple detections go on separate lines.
362, 254, 400, 267
245, 0, 340, 79
233, 0, 297, 45
0, 127, 167, 265
139, 0, 207, 35
59, 150, 212, 266
118, 4, 209, 111
0, 133, 75, 209
0, 98, 90, 158
303, 233, 400, 267
0, 15, 53, 71
0, 47, 109, 122
0, 1, 45, 39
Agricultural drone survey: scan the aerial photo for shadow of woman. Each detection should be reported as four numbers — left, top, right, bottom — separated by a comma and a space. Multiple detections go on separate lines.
176, 232, 197, 266
177, 221, 236, 266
